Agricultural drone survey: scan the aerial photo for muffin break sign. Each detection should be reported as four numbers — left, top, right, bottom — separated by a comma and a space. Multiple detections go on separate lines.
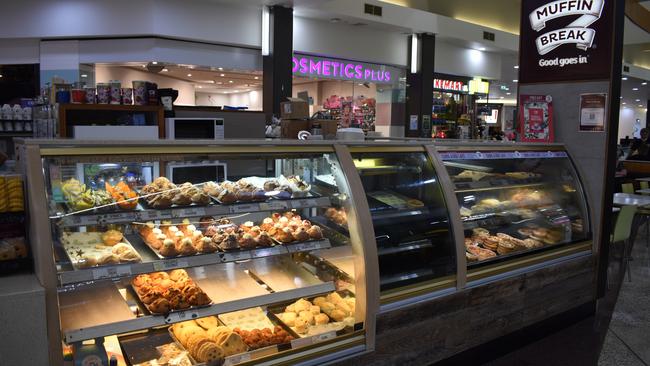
519, 0, 614, 83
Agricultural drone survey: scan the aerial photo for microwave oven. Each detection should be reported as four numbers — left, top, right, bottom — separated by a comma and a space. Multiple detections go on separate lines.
165, 118, 224, 139
166, 161, 227, 185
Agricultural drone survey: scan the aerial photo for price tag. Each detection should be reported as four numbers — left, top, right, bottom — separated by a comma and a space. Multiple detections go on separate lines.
90, 264, 133, 280
106, 212, 134, 222
165, 309, 200, 323
288, 241, 318, 253
312, 331, 336, 344
293, 199, 318, 209
223, 251, 252, 262
252, 246, 284, 258
178, 207, 205, 217
140, 210, 165, 220
259, 201, 288, 211
224, 353, 251, 366
153, 259, 189, 271
290, 337, 313, 349
230, 204, 257, 214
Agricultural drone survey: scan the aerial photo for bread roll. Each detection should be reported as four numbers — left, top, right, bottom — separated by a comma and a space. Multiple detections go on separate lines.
314, 313, 329, 325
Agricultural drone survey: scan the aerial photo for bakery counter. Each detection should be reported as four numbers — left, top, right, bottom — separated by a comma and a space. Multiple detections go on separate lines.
61, 259, 337, 344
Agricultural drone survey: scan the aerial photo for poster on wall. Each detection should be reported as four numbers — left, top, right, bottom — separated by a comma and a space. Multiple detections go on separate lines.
579, 93, 607, 132
519, 0, 614, 83
519, 94, 554, 142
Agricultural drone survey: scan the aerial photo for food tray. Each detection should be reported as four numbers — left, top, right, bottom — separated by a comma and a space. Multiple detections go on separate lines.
218, 308, 300, 350
61, 231, 141, 269
268, 290, 358, 339
130, 274, 212, 315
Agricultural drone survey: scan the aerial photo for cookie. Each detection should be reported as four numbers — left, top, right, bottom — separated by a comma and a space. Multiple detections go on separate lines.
197, 341, 225, 363
196, 316, 220, 330
220, 332, 248, 356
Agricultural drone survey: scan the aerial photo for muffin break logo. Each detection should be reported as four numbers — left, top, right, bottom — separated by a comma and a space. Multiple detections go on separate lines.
530, 0, 604, 55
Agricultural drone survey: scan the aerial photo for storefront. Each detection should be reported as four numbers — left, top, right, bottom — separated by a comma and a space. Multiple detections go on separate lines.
431, 73, 489, 139
291, 53, 406, 134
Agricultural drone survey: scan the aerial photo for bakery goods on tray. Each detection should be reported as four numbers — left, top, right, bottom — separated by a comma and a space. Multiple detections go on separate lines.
261, 212, 324, 244
171, 318, 248, 361
133, 342, 192, 366
529, 227, 565, 244
138, 220, 218, 257
61, 231, 141, 269
454, 170, 491, 182
61, 178, 113, 211
325, 207, 348, 226
141, 177, 210, 209
505, 172, 541, 180
278, 293, 355, 335
219, 307, 295, 349
105, 181, 139, 210
132, 270, 211, 314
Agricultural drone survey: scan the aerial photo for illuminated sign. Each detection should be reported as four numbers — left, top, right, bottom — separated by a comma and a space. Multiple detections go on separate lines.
469, 79, 490, 94
292, 56, 391, 82
433, 79, 465, 92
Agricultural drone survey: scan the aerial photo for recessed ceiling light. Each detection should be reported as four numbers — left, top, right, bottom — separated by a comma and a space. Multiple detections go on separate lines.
514, 65, 519, 69
636, 99, 641, 102
622, 77, 628, 80
229, 80, 233, 83
478, 47, 486, 51
217, 81, 223, 85
218, 67, 223, 71
620, 96, 623, 99
152, 61, 158, 65
643, 82, 648, 85
513, 79, 518, 83
141, 64, 146, 68
500, 96, 504, 99
0, 74, 3, 78
633, 87, 639, 91
233, 90, 238, 93
162, 68, 169, 72
220, 73, 225, 77
506, 92, 511, 95
187, 73, 192, 77
640, 104, 644, 107
254, 76, 259, 80
81, 74, 88, 78
622, 102, 626, 104
197, 85, 202, 88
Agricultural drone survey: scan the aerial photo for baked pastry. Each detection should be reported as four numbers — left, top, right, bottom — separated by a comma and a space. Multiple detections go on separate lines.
523, 238, 544, 249
97, 252, 120, 265
238, 233, 256, 249
467, 245, 497, 261
260, 218, 274, 232
255, 232, 273, 247
482, 236, 499, 251
456, 170, 490, 181
307, 226, 323, 240
199, 216, 215, 229
112, 243, 141, 262
240, 221, 255, 233
217, 189, 237, 204
497, 241, 515, 255
149, 298, 171, 313
219, 234, 239, 251
177, 237, 197, 256
293, 227, 310, 242
472, 228, 490, 237
101, 230, 123, 246
236, 190, 254, 202
191, 230, 204, 247
466, 251, 479, 262
170, 269, 189, 281
276, 227, 294, 243
314, 313, 329, 325
202, 181, 221, 196
159, 239, 178, 257
264, 180, 280, 191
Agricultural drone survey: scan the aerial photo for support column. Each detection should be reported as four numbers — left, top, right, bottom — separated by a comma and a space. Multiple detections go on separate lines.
263, 5, 293, 121
405, 33, 435, 138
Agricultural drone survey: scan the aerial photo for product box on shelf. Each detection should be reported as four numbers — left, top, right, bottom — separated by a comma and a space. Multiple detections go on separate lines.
281, 119, 310, 139
281, 98, 309, 119
312, 119, 338, 139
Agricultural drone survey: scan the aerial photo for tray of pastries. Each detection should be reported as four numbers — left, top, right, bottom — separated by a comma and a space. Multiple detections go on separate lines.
272, 291, 356, 337
260, 212, 324, 245
132, 342, 193, 366
60, 178, 114, 213
105, 181, 139, 210
218, 307, 297, 350
138, 219, 221, 258
204, 175, 314, 205
170, 317, 248, 364
140, 177, 211, 209
465, 226, 549, 263
131, 269, 212, 315
61, 230, 142, 269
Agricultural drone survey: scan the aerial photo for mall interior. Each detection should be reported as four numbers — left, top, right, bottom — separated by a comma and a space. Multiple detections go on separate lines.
0, 1, 648, 365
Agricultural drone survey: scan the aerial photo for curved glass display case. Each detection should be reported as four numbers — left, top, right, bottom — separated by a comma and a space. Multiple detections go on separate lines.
20, 141, 375, 366
437, 145, 591, 280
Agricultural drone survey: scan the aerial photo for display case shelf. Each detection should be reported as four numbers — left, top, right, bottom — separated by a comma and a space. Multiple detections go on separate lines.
453, 181, 546, 193
57, 238, 332, 286
54, 196, 332, 228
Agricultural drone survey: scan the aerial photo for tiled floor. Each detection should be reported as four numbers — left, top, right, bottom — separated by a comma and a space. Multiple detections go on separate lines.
480, 232, 649, 366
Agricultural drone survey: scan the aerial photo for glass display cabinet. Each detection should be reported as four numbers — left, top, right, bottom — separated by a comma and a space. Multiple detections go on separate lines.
348, 146, 457, 304
18, 140, 377, 366
437, 144, 592, 281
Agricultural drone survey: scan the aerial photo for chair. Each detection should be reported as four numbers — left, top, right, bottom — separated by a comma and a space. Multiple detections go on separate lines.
622, 183, 635, 194
610, 205, 637, 283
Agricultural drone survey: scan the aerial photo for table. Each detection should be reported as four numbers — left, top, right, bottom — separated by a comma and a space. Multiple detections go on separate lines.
613, 193, 650, 206
635, 177, 650, 182
637, 188, 650, 194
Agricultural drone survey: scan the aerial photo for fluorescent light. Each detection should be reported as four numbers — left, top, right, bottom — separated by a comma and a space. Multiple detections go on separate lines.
254, 76, 259, 80
262, 6, 270, 56
636, 99, 641, 102
141, 64, 146, 67
80, 74, 88, 78
162, 68, 168, 72
640, 105, 644, 107
478, 47, 486, 51
513, 79, 518, 83
410, 34, 419, 74
633, 87, 639, 91
643, 82, 648, 85
218, 67, 223, 71
152, 61, 158, 65
197, 85, 202, 88
506, 92, 511, 95
187, 73, 192, 77
0, 74, 3, 78
500, 96, 504, 99
514, 65, 519, 69
622, 77, 628, 80
622, 102, 626, 104
220, 73, 225, 77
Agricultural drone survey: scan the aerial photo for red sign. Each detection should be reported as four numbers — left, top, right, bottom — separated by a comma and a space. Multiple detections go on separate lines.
434, 79, 465, 92
519, 94, 554, 142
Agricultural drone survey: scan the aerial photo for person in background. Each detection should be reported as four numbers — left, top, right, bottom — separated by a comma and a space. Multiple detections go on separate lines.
628, 128, 649, 159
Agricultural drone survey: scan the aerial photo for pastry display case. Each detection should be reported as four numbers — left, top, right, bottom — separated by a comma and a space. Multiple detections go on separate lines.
347, 146, 457, 304
18, 140, 377, 366
436, 143, 592, 281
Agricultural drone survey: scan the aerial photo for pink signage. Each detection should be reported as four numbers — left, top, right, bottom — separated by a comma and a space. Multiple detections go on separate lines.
292, 56, 391, 82
434, 79, 465, 92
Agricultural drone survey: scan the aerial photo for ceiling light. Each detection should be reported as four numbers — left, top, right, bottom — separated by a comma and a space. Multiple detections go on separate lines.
187, 73, 192, 77
514, 65, 519, 69
636, 99, 641, 102
218, 67, 223, 71
162, 68, 169, 72
499, 96, 504, 99
622, 102, 626, 105
229, 80, 233, 83
513, 79, 518, 83
410, 34, 419, 74
141, 64, 146, 68
262, 6, 270, 56
640, 104, 644, 107
198, 85, 202, 88
506, 92, 511, 95
633, 87, 639, 91
254, 76, 259, 80
0, 74, 3, 78
643, 82, 648, 85
152, 61, 158, 65
233, 90, 238, 93
622, 77, 628, 80
620, 96, 623, 99
220, 73, 225, 77
217, 81, 223, 85
478, 47, 486, 51
80, 74, 88, 78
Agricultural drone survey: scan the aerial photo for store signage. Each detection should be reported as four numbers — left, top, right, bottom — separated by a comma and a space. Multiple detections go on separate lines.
292, 56, 391, 82
434, 79, 465, 92
519, 94, 554, 142
519, 0, 614, 83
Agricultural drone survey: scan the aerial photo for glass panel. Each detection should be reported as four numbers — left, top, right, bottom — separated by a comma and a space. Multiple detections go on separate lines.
350, 151, 456, 291
42, 149, 364, 361
439, 150, 590, 268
